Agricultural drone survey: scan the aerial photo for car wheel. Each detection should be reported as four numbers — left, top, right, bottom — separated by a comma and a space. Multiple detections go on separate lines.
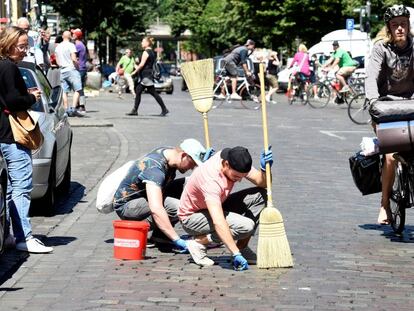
38, 154, 57, 216
166, 84, 174, 95
58, 150, 71, 195
0, 180, 6, 254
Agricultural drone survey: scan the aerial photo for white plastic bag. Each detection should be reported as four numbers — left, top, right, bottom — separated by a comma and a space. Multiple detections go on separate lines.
360, 137, 379, 156
96, 160, 134, 214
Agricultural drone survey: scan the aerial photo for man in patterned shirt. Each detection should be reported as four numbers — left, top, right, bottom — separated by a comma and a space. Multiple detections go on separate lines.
113, 138, 211, 253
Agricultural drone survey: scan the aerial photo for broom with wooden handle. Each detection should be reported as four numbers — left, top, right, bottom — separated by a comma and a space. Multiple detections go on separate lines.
181, 59, 214, 148
257, 63, 294, 268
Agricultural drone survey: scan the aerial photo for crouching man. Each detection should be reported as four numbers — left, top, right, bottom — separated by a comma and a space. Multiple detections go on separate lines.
178, 146, 273, 270
114, 138, 210, 253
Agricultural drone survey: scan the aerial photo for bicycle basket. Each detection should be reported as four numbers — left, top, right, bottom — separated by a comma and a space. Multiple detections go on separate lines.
349, 151, 382, 195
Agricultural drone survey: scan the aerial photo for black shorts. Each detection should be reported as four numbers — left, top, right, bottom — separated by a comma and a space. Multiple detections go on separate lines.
225, 61, 238, 77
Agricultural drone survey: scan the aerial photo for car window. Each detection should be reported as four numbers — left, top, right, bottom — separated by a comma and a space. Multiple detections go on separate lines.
18, 67, 44, 112
19, 68, 37, 89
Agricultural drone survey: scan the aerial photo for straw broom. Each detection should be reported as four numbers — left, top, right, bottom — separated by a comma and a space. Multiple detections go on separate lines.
257, 63, 294, 268
181, 59, 214, 148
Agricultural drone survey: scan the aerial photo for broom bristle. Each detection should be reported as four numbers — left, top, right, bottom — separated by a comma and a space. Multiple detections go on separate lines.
257, 207, 294, 268
181, 59, 214, 113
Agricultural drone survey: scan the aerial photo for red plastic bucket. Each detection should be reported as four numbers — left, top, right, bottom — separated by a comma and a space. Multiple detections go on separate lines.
113, 220, 150, 260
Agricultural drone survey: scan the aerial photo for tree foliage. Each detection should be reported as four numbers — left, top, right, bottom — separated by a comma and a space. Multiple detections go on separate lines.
44, 0, 414, 60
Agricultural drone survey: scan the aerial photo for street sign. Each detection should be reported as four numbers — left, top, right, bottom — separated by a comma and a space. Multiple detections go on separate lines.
346, 18, 354, 31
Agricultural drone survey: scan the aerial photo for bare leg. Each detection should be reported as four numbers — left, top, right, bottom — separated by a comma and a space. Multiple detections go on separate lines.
336, 73, 347, 88
72, 91, 80, 109
231, 77, 237, 94
62, 92, 68, 110
378, 153, 395, 224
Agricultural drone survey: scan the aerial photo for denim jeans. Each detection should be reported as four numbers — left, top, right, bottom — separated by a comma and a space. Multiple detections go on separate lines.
0, 143, 33, 243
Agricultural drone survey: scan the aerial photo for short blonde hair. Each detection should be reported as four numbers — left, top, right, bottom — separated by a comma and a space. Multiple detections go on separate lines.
0, 26, 27, 58
298, 44, 308, 53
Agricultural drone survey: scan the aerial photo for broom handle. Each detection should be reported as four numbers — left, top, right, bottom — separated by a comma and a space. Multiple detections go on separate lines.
202, 112, 211, 149
259, 63, 273, 204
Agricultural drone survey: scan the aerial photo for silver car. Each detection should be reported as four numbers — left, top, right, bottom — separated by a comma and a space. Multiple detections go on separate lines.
18, 62, 72, 215
0, 155, 7, 254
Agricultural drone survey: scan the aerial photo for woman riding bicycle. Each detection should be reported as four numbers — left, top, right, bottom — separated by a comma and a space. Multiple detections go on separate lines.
288, 44, 311, 84
365, 4, 414, 225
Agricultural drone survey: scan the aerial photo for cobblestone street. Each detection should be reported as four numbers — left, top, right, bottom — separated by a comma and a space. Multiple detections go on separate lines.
1, 82, 414, 310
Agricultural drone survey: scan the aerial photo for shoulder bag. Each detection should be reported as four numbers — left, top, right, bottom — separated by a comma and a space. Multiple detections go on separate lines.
5, 109, 44, 150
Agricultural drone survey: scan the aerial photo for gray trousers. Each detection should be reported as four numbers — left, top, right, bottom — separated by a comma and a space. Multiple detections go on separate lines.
181, 187, 266, 243
115, 178, 186, 231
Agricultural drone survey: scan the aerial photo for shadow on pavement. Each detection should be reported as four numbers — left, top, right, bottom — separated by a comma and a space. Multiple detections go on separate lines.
55, 181, 86, 216
359, 223, 414, 243
29, 182, 86, 217
41, 235, 77, 247
0, 235, 76, 286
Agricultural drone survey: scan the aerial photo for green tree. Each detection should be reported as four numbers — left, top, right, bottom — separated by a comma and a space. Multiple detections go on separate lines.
42, 0, 156, 63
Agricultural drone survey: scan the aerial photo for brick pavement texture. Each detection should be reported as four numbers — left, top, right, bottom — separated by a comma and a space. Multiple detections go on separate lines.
1, 88, 414, 310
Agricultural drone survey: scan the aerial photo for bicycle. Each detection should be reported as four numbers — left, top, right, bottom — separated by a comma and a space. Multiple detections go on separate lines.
310, 69, 362, 108
287, 72, 311, 106
347, 95, 371, 125
287, 71, 345, 109
212, 66, 261, 110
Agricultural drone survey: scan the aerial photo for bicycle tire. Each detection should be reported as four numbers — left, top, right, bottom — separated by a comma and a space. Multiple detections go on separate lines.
347, 93, 370, 125
390, 162, 407, 234
240, 85, 261, 110
212, 85, 229, 109
308, 82, 330, 108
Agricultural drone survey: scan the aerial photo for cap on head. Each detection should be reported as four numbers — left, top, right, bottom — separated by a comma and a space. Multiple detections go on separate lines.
332, 40, 339, 47
384, 4, 410, 23
180, 138, 206, 166
245, 39, 255, 47
221, 147, 252, 173
71, 28, 83, 39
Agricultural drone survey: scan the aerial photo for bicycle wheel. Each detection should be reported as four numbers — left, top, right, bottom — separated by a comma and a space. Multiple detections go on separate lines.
347, 93, 370, 125
308, 82, 330, 108
240, 85, 261, 110
212, 80, 229, 109
390, 161, 407, 234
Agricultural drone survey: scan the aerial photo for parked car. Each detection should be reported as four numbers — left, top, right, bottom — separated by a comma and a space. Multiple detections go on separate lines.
0, 155, 7, 254
154, 62, 174, 94
18, 62, 72, 215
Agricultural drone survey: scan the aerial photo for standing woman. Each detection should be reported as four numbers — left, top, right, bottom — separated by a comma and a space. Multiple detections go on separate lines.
126, 36, 169, 116
0, 26, 53, 253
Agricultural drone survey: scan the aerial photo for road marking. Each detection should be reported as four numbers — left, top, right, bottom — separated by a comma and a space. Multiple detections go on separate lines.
319, 130, 370, 140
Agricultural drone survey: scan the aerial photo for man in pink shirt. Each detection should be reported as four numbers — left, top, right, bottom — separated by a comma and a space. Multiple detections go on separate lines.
178, 146, 273, 270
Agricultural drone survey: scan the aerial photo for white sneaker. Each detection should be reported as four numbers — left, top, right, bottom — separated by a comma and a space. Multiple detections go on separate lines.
16, 237, 53, 254
230, 93, 242, 100
216, 93, 226, 100
313, 95, 320, 100
187, 240, 214, 266
265, 95, 271, 102
240, 246, 257, 265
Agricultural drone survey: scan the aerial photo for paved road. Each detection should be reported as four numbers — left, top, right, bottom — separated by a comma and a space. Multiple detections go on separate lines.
1, 81, 414, 310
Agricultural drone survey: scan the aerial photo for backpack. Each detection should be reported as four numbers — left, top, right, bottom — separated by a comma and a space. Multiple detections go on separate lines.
96, 160, 134, 214
153, 61, 161, 80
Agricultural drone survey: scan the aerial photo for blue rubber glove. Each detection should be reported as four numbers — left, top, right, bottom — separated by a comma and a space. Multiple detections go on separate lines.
232, 252, 249, 271
172, 238, 188, 253
260, 146, 274, 172
203, 148, 215, 162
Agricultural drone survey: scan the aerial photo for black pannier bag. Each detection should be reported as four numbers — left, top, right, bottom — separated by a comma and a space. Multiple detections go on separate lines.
369, 99, 414, 124
349, 151, 382, 195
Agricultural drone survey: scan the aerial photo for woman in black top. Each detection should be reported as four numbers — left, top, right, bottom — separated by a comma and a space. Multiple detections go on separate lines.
0, 26, 53, 253
127, 36, 168, 116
